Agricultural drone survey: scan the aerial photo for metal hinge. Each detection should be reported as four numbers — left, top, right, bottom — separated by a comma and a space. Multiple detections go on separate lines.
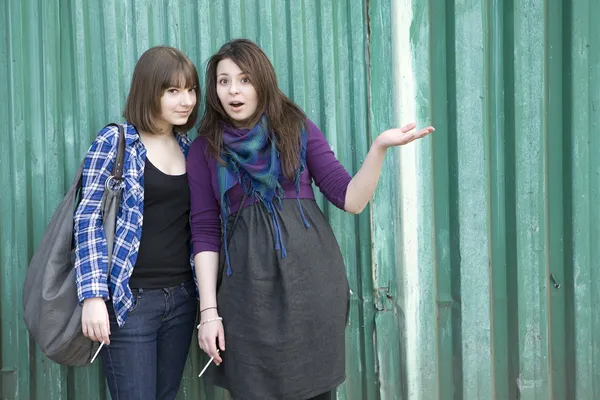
374, 285, 395, 311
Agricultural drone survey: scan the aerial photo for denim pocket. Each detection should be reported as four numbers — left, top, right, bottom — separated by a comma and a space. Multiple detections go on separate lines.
181, 281, 197, 300
128, 290, 141, 315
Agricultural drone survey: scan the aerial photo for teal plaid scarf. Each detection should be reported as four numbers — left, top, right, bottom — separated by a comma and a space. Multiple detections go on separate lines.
218, 116, 309, 275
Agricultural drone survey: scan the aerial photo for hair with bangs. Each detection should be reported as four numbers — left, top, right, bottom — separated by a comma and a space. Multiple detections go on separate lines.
198, 39, 306, 180
124, 46, 200, 133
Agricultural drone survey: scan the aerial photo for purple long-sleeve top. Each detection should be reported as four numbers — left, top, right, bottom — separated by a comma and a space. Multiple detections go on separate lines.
187, 118, 352, 257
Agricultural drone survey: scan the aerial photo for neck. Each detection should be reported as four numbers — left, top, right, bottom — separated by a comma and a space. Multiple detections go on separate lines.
139, 129, 174, 143
230, 114, 261, 130
231, 119, 251, 129
153, 120, 174, 136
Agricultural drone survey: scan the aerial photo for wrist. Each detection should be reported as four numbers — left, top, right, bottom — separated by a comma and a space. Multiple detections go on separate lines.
200, 305, 218, 314
197, 316, 223, 329
372, 136, 388, 153
200, 309, 220, 320
83, 297, 105, 304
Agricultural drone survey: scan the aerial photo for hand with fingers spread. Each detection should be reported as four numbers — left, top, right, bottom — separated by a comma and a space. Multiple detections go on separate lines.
374, 122, 435, 149
197, 308, 225, 365
81, 297, 111, 345
343, 121, 435, 214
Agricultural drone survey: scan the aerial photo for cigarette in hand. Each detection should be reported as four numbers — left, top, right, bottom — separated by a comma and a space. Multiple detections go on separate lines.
198, 356, 214, 378
198, 349, 220, 378
91, 342, 105, 363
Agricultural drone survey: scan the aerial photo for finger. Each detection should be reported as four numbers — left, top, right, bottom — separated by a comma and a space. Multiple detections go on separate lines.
100, 322, 110, 345
106, 312, 111, 336
209, 338, 222, 364
94, 324, 105, 343
89, 325, 100, 342
218, 327, 226, 352
82, 322, 89, 338
212, 344, 223, 365
203, 338, 216, 362
214, 350, 223, 365
417, 127, 435, 138
202, 338, 212, 355
401, 122, 417, 133
84, 324, 91, 339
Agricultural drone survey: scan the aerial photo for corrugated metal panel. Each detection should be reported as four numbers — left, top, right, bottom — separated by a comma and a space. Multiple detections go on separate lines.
3, 0, 600, 399
391, 0, 600, 399
1, 1, 377, 399
369, 1, 405, 399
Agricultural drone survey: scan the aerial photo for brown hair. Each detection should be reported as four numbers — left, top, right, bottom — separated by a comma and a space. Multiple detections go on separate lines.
198, 39, 306, 180
123, 46, 200, 133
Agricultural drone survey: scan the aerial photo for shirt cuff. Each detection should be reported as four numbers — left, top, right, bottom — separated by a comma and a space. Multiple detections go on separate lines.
77, 279, 110, 303
192, 240, 221, 258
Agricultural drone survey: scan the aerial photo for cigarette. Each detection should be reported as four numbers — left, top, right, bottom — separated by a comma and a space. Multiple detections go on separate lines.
198, 356, 214, 377
91, 342, 105, 363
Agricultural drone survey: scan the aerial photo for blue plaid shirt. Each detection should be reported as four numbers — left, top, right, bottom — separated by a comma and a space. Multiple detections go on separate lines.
74, 123, 192, 327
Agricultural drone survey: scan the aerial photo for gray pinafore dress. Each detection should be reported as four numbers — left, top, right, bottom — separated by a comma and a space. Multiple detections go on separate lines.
207, 197, 350, 400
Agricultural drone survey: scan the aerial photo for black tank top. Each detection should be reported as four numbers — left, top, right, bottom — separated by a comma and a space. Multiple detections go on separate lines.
129, 158, 193, 288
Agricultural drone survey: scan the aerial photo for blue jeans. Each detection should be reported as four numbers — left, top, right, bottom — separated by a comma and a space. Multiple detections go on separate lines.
101, 281, 198, 400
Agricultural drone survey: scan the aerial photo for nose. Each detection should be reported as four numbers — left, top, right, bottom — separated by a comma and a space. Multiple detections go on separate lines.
180, 90, 194, 107
229, 81, 239, 95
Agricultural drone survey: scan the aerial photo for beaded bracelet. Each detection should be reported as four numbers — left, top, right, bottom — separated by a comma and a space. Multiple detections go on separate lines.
197, 317, 223, 329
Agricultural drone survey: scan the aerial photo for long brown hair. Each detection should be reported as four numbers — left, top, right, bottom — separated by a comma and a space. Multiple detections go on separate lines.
124, 46, 200, 133
198, 39, 306, 180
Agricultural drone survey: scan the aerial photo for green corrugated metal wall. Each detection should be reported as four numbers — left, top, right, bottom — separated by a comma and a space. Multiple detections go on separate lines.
1, 1, 375, 399
388, 0, 600, 399
1, 0, 599, 399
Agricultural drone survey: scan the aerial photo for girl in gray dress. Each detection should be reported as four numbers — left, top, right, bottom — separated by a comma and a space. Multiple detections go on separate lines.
187, 39, 434, 400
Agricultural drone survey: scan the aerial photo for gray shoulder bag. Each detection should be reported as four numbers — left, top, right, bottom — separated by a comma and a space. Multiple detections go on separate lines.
22, 123, 125, 366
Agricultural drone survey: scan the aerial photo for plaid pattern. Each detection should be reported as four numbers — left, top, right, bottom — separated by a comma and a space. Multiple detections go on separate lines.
217, 116, 308, 274
73, 123, 191, 327
218, 117, 284, 211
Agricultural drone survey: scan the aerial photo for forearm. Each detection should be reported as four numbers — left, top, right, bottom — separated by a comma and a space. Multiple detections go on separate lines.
344, 141, 387, 214
74, 220, 110, 302
194, 251, 220, 309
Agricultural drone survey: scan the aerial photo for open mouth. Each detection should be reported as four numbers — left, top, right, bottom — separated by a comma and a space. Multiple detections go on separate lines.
229, 101, 244, 110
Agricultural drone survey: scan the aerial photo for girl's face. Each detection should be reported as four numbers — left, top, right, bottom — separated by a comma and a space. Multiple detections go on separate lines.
155, 80, 197, 133
216, 58, 258, 128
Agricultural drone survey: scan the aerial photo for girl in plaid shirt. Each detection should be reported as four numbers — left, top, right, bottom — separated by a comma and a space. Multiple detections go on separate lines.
74, 46, 200, 400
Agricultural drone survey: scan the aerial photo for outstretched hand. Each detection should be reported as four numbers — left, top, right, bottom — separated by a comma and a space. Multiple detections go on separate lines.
375, 123, 435, 149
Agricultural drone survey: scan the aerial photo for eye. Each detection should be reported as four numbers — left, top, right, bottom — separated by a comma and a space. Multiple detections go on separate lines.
219, 78, 228, 85
188, 86, 197, 93
241, 77, 250, 84
167, 88, 178, 94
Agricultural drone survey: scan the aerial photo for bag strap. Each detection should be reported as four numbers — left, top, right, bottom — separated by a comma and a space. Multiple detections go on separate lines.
74, 124, 126, 192
101, 124, 125, 279
104, 123, 126, 182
